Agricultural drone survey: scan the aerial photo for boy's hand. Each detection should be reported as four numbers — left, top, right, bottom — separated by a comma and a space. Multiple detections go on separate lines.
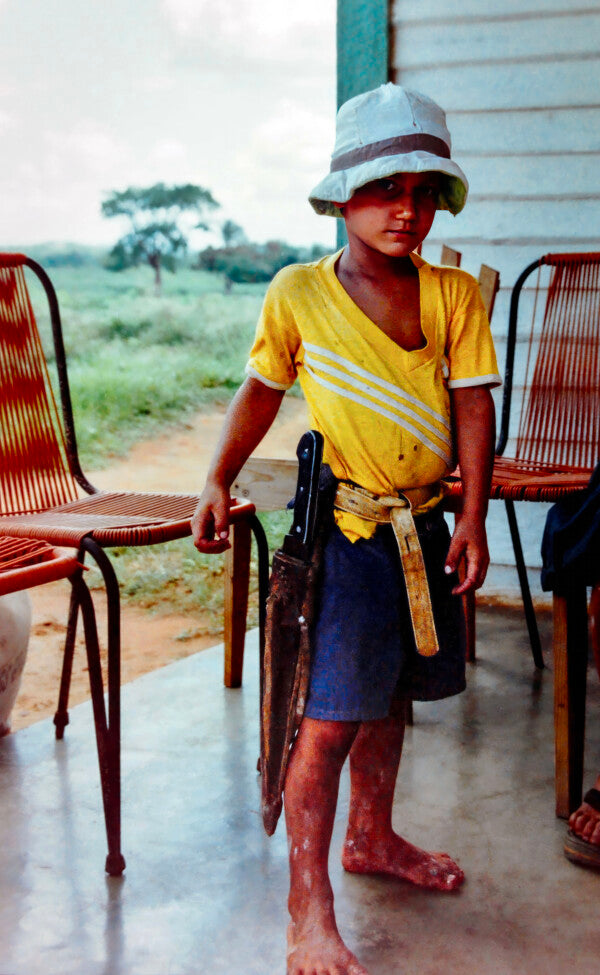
189, 377, 285, 554
447, 385, 495, 596
444, 516, 489, 595
191, 482, 232, 554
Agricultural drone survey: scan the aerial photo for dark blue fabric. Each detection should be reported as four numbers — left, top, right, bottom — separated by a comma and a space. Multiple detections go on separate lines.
305, 509, 466, 721
541, 461, 600, 592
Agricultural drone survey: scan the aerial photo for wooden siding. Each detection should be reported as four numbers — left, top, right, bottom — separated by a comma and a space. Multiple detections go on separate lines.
390, 0, 600, 346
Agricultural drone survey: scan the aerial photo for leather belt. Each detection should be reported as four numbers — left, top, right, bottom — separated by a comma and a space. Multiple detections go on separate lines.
334, 481, 440, 657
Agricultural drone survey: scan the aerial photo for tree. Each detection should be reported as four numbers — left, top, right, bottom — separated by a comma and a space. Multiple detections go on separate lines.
221, 219, 246, 247
102, 182, 220, 292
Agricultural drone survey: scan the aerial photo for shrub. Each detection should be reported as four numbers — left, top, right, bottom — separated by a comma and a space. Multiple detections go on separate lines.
197, 240, 330, 284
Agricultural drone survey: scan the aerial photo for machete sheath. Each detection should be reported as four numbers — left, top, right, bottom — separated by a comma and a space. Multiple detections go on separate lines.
260, 431, 324, 836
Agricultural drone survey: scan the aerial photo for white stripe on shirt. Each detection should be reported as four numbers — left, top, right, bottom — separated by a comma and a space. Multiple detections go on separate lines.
304, 364, 453, 466
304, 352, 451, 450
303, 341, 451, 433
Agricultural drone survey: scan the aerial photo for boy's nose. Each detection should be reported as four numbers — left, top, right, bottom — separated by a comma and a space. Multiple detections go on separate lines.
394, 194, 416, 219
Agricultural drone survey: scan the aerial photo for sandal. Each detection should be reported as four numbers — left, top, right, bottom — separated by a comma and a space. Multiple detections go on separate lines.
564, 788, 600, 869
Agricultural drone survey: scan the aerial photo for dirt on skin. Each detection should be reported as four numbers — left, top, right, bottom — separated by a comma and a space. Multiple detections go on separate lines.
10, 396, 310, 734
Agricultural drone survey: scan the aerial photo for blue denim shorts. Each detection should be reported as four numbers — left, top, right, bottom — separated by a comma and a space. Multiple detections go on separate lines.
304, 509, 466, 722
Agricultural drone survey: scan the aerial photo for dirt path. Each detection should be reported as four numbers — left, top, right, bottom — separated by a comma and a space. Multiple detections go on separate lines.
11, 397, 309, 733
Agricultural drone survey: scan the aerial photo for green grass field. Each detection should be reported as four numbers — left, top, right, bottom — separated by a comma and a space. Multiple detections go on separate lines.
27, 260, 297, 630
30, 263, 269, 466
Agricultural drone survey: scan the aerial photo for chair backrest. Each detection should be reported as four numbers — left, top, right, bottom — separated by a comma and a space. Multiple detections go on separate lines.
440, 245, 461, 268
477, 264, 500, 322
498, 252, 600, 471
439, 246, 499, 318
0, 254, 83, 515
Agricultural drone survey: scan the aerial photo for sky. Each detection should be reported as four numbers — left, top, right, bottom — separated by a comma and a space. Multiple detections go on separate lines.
0, 0, 337, 250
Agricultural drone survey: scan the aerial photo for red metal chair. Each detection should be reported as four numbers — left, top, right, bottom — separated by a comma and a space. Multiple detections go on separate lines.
445, 252, 600, 672
0, 254, 269, 874
0, 536, 126, 867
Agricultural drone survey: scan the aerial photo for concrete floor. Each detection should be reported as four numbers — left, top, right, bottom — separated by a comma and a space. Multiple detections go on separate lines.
0, 607, 599, 975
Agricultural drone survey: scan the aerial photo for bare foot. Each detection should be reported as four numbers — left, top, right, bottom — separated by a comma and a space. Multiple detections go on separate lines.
568, 785, 600, 846
287, 919, 370, 975
342, 831, 464, 892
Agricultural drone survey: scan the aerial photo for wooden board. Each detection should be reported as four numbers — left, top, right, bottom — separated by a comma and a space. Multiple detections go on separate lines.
440, 245, 461, 267
233, 458, 299, 512
392, 0, 600, 28
477, 264, 500, 320
394, 11, 600, 69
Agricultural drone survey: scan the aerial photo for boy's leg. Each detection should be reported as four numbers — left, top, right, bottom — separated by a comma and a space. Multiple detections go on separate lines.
342, 711, 464, 891
285, 716, 370, 975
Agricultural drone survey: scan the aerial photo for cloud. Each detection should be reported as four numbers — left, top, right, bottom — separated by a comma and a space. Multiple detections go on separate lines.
148, 139, 191, 178
246, 100, 332, 177
136, 74, 177, 95
46, 124, 130, 179
214, 99, 335, 245
0, 108, 13, 133
161, 0, 334, 75
162, 0, 334, 43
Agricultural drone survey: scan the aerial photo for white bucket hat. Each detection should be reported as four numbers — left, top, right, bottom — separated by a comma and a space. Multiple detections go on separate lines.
309, 83, 468, 218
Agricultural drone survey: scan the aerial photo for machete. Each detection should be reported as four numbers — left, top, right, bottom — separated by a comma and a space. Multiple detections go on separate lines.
260, 429, 324, 835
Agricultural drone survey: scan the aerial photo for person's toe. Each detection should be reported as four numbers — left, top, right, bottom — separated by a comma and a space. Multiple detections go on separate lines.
436, 854, 464, 888
444, 869, 464, 890
582, 815, 600, 842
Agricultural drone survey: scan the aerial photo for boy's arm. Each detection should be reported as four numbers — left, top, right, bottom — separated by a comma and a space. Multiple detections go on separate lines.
445, 385, 496, 594
191, 377, 285, 553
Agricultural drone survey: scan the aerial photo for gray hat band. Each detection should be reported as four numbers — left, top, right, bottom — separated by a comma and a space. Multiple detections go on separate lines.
330, 133, 450, 174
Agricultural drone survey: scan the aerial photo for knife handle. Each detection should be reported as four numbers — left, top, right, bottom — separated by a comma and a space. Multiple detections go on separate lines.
288, 430, 323, 552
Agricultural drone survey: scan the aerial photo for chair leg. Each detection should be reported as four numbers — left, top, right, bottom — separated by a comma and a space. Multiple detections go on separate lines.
553, 589, 588, 819
79, 538, 125, 876
505, 499, 545, 669
223, 514, 270, 690
224, 519, 252, 688
54, 546, 85, 739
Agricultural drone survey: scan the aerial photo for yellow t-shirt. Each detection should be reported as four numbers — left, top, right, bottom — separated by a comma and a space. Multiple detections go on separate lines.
246, 250, 501, 540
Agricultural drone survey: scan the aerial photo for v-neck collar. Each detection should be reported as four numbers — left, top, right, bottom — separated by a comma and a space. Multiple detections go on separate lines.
319, 249, 437, 368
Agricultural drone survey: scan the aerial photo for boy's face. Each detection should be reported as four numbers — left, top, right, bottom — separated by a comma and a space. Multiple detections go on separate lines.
336, 172, 440, 258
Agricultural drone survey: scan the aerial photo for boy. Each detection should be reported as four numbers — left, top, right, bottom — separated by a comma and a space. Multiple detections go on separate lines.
192, 83, 501, 975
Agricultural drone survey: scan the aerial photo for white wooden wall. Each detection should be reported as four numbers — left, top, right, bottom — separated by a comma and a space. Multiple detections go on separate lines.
391, 0, 600, 349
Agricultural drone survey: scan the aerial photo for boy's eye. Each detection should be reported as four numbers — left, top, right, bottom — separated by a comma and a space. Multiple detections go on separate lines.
376, 178, 398, 194
374, 177, 439, 200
